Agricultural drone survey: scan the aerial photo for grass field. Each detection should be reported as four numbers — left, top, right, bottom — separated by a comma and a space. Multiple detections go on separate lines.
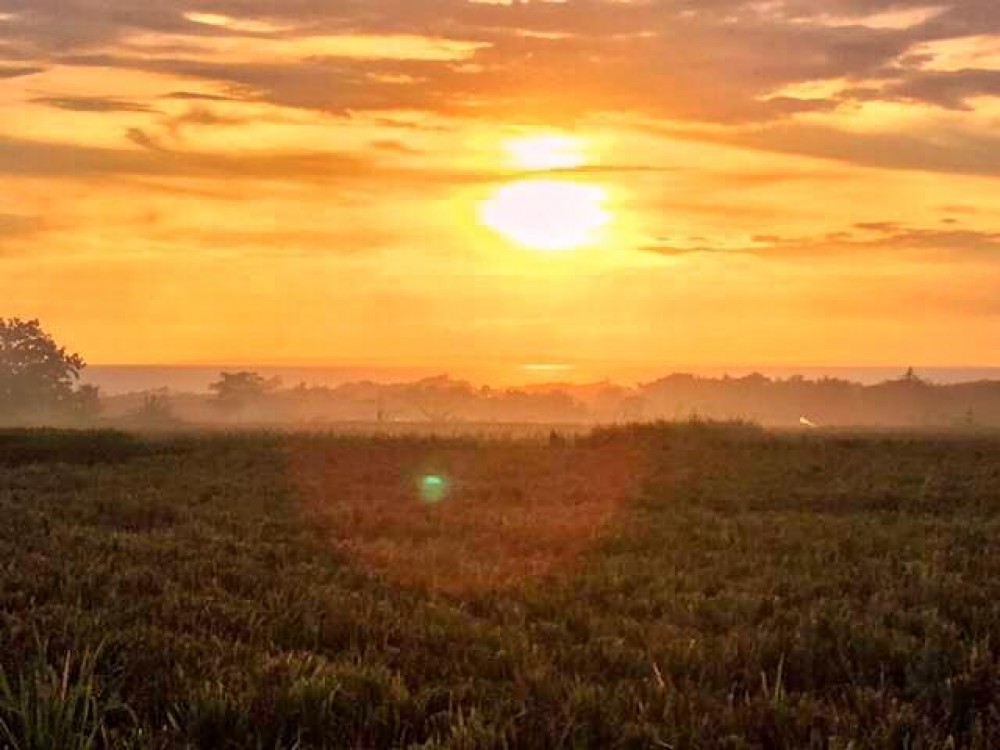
2, 424, 1000, 748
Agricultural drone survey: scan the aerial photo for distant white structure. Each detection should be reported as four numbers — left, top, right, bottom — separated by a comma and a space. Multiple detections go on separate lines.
800, 417, 819, 429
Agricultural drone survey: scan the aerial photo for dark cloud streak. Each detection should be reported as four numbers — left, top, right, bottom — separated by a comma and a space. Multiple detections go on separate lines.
645, 223, 1000, 260
33, 95, 155, 112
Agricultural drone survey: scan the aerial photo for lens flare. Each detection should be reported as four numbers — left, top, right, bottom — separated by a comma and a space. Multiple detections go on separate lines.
419, 474, 449, 504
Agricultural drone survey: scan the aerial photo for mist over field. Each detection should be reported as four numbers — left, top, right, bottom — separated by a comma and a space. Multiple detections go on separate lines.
87, 369, 1000, 431
82, 365, 1000, 396
12, 333, 1000, 430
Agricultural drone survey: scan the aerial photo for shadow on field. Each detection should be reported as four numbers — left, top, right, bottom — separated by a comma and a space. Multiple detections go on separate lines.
285, 435, 647, 595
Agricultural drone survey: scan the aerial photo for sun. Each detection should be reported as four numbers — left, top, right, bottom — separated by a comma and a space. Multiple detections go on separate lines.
480, 179, 610, 252
480, 133, 611, 252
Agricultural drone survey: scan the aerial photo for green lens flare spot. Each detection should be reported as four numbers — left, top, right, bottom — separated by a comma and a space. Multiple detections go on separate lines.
419, 475, 449, 505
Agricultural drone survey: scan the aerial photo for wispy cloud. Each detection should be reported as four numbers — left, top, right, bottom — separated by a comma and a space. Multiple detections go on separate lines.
32, 95, 155, 112
645, 223, 1000, 260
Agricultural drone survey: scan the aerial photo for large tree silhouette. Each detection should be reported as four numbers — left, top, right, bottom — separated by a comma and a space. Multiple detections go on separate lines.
0, 318, 96, 422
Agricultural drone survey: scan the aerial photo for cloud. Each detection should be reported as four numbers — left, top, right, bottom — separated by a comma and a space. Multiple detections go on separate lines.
0, 0, 961, 123
0, 135, 371, 180
2, 0, 1000, 176
161, 90, 242, 102
32, 95, 155, 112
370, 139, 423, 155
125, 106, 253, 149
0, 134, 575, 186
125, 128, 165, 151
149, 225, 402, 257
0, 213, 45, 252
0, 213, 42, 236
182, 12, 293, 35
645, 222, 1000, 260
163, 105, 248, 133
883, 69, 1000, 109
0, 64, 43, 78
659, 121, 1000, 177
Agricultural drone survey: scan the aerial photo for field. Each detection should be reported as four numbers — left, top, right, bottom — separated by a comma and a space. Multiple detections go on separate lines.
2, 425, 1000, 748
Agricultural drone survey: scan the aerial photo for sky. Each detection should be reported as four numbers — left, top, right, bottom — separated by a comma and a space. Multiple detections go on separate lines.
3, 0, 1000, 379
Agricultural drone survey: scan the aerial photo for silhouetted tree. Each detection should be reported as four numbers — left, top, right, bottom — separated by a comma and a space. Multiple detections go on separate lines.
209, 371, 280, 413
0, 318, 97, 423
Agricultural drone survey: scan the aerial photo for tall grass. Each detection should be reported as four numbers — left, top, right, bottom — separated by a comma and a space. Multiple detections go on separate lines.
0, 641, 128, 750
3, 426, 1000, 746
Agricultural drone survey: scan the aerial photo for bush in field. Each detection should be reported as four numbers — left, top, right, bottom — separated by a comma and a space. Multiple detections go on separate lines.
0, 318, 99, 424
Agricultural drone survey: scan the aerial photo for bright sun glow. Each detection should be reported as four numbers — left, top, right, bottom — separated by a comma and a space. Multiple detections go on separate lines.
506, 134, 587, 171
480, 179, 610, 252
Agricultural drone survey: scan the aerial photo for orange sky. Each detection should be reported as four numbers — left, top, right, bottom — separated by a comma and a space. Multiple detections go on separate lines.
3, 0, 1000, 375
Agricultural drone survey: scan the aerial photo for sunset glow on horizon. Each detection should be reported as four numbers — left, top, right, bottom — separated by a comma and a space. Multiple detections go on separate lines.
4, 0, 1000, 371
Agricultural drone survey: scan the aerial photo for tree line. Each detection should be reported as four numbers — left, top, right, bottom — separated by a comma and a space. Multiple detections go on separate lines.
7, 318, 1000, 428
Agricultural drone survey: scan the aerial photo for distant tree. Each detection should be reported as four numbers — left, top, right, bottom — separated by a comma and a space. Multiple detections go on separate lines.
209, 371, 281, 413
133, 391, 176, 425
0, 318, 98, 423
74, 384, 103, 421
